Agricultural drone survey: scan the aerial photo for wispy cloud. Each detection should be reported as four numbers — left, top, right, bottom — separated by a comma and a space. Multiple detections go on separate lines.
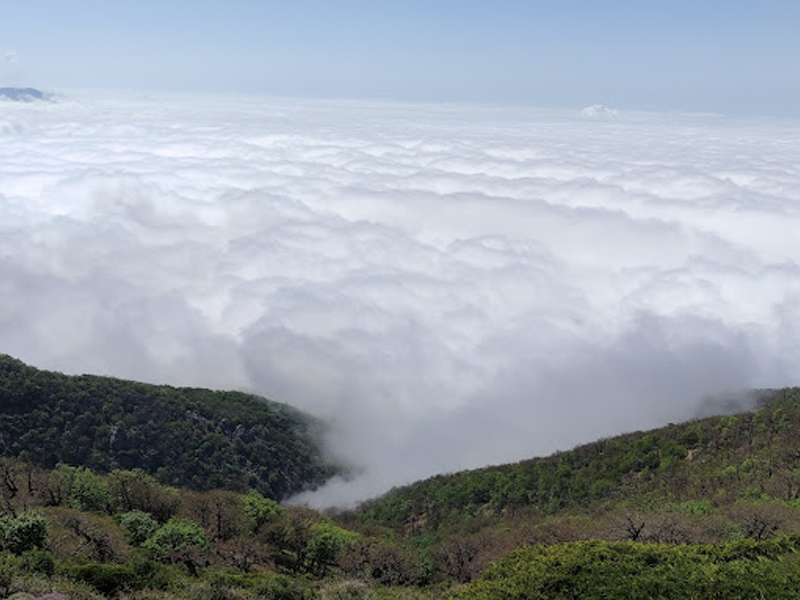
2, 94, 800, 505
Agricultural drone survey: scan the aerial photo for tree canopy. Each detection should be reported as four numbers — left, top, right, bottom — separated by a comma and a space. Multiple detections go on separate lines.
0, 354, 337, 500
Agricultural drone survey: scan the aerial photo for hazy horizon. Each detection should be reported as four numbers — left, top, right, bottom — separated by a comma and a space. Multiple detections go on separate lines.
3, 1, 800, 118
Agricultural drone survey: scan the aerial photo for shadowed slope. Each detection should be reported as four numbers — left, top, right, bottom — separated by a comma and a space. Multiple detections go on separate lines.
0, 354, 338, 500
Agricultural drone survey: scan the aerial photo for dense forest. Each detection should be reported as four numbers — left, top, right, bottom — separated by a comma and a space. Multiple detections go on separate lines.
0, 355, 337, 500
3, 355, 800, 598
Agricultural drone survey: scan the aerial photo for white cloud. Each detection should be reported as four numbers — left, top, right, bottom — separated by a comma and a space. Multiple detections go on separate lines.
2, 94, 800, 505
581, 104, 618, 118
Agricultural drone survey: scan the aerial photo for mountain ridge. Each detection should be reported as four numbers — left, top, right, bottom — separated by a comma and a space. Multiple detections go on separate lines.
358, 387, 800, 531
0, 87, 51, 102
0, 354, 337, 500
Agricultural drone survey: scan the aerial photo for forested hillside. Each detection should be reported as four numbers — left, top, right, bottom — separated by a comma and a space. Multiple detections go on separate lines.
0, 355, 337, 500
5, 456, 800, 599
361, 388, 800, 532
3, 357, 800, 597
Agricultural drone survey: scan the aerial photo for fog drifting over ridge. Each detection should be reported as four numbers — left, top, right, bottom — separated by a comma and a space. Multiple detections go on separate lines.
2, 93, 800, 505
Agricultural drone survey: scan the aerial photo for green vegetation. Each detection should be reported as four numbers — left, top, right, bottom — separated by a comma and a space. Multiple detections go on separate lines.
242, 489, 283, 532
0, 457, 440, 598
117, 510, 158, 545
0, 510, 48, 554
361, 388, 800, 533
0, 354, 337, 499
448, 537, 800, 599
4, 354, 800, 597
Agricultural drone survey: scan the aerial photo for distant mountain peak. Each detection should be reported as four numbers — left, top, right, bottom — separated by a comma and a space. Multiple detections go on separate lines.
0, 87, 51, 102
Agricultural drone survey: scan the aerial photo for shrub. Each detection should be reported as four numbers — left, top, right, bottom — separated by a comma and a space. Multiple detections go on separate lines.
669, 499, 715, 516
21, 548, 55, 575
0, 551, 20, 596
127, 550, 172, 590
68, 562, 137, 597
0, 510, 48, 554
320, 579, 372, 600
253, 573, 318, 600
448, 538, 800, 599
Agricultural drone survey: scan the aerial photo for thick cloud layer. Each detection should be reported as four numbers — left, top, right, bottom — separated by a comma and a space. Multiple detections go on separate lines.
2, 93, 800, 505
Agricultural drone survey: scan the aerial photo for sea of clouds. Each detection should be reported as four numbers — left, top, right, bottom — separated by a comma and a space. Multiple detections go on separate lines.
2, 92, 800, 505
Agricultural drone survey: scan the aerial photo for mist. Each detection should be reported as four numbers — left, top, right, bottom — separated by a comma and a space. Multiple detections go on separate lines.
2, 92, 800, 505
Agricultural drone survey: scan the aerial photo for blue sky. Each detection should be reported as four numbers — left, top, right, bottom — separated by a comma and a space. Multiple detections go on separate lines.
2, 0, 799, 115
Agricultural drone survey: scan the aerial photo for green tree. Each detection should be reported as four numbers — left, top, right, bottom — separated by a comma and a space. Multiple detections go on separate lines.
118, 510, 159, 546
144, 517, 208, 575
304, 520, 358, 576
109, 469, 180, 521
144, 517, 208, 555
58, 464, 112, 512
243, 489, 283, 533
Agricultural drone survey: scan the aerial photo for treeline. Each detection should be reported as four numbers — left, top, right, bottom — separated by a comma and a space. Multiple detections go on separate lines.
0, 355, 337, 499
361, 388, 800, 532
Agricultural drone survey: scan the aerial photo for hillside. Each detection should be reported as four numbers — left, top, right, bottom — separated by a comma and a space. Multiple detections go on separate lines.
2, 456, 799, 599
360, 388, 800, 532
2, 361, 800, 597
0, 354, 337, 500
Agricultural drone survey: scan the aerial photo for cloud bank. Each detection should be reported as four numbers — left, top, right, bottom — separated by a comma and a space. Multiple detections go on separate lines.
2, 94, 800, 505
